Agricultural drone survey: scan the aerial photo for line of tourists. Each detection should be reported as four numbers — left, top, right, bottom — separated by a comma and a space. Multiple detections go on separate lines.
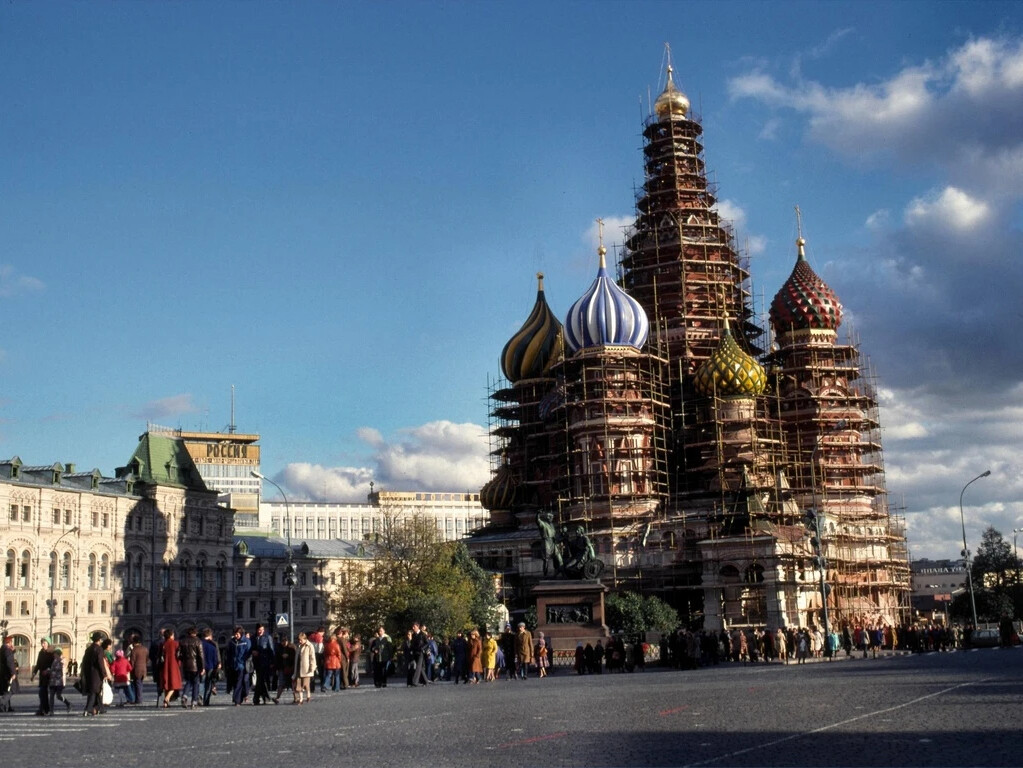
394, 622, 545, 685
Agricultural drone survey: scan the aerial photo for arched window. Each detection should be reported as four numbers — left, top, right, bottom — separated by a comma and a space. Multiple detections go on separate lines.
132, 555, 143, 589
20, 550, 30, 588
195, 562, 205, 590
51, 632, 72, 657
5, 549, 14, 587
10, 634, 31, 670
61, 553, 71, 589
88, 554, 97, 589
100, 554, 109, 589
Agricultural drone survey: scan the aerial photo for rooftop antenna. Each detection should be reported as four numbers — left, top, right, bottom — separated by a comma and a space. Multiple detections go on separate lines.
229, 385, 236, 434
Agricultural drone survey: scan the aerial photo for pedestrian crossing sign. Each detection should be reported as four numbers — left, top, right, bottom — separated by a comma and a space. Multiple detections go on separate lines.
276, 613, 289, 627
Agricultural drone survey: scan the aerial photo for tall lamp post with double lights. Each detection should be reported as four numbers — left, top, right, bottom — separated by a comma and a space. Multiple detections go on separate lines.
1013, 528, 1022, 591
251, 471, 295, 644
959, 470, 991, 631
47, 526, 79, 640
807, 420, 847, 659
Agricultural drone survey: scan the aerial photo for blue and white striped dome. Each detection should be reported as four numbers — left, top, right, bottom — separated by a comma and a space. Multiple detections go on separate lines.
564, 245, 649, 353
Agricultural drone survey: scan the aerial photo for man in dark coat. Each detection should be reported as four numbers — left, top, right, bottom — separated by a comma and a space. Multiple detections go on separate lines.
178, 627, 205, 708
0, 634, 17, 712
250, 624, 275, 705
128, 635, 148, 706
410, 623, 429, 686
80, 631, 108, 716
30, 637, 55, 715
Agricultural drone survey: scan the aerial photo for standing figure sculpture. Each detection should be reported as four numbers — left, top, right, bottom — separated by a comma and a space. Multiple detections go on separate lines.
535, 515, 604, 579
536, 511, 563, 577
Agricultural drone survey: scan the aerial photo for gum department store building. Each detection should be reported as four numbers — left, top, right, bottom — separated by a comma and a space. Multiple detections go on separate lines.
470, 61, 911, 632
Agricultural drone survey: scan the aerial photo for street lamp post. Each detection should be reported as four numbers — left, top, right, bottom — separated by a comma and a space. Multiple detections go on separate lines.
251, 471, 294, 644
959, 470, 991, 632
1013, 528, 1022, 589
807, 421, 846, 659
47, 527, 79, 640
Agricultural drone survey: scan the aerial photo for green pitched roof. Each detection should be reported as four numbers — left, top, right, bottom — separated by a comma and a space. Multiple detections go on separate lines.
119, 432, 210, 492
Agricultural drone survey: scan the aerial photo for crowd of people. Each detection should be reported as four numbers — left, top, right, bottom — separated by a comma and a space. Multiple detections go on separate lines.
1, 617, 1013, 716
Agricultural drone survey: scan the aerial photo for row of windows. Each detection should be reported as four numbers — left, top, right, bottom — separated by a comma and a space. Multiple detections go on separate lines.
8, 504, 113, 529
4, 550, 114, 590
235, 597, 320, 620
3, 598, 107, 616
270, 515, 484, 539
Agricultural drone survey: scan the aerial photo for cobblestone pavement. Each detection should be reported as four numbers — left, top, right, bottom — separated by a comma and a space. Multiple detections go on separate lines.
1, 647, 1019, 767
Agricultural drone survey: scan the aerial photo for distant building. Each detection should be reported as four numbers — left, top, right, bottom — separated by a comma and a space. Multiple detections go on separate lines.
0, 430, 238, 668
233, 536, 373, 632
257, 489, 488, 543
0, 457, 136, 670
147, 425, 262, 528
910, 558, 966, 622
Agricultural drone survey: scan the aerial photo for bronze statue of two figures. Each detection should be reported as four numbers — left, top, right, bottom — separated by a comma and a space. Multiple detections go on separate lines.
536, 512, 605, 580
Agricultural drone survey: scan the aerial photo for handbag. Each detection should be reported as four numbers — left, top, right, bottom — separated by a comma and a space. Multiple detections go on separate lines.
101, 680, 113, 706
73, 676, 85, 695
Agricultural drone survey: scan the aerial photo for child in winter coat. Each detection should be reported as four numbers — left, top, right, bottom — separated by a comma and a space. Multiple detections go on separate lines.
48, 648, 72, 714
109, 650, 135, 706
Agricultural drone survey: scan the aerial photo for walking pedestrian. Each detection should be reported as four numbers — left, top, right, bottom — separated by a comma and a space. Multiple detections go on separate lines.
47, 648, 72, 714
294, 632, 315, 704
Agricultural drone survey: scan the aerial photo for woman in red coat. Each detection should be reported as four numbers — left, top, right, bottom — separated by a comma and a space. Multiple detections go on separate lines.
159, 629, 182, 707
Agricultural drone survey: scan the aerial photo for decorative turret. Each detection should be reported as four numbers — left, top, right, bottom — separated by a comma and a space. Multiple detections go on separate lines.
694, 319, 767, 397
564, 221, 649, 353
500, 273, 564, 383
654, 63, 690, 119
770, 213, 843, 334
480, 458, 521, 513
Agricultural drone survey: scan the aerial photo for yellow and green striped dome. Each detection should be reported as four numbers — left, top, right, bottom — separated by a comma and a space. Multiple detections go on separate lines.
694, 323, 767, 397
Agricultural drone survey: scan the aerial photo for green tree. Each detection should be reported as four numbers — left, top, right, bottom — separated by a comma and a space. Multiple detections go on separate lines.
642, 594, 680, 635
606, 591, 645, 636
605, 591, 678, 637
972, 527, 1019, 590
328, 513, 498, 639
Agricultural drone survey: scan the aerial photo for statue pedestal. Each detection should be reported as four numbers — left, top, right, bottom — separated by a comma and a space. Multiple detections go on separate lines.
531, 580, 610, 660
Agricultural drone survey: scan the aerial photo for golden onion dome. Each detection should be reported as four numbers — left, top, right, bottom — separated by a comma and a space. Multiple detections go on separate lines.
654, 64, 690, 119
694, 321, 767, 398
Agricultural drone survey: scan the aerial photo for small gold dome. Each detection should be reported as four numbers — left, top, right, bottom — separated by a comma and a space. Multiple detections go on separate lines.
694, 323, 767, 398
654, 64, 690, 119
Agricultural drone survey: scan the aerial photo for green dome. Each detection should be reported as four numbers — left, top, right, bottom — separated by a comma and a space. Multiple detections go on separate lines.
694, 324, 767, 397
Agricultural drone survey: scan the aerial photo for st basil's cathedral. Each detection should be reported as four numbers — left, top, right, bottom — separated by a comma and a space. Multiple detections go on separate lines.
468, 61, 911, 632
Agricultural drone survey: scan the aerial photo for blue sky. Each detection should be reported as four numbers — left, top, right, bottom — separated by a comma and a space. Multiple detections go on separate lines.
2, 1, 1022, 559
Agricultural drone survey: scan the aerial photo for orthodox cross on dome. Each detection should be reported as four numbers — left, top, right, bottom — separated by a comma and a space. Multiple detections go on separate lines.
596, 217, 607, 267
795, 204, 806, 259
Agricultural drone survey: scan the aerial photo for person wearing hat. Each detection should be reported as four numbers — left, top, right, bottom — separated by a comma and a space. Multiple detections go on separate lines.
80, 631, 111, 716
48, 648, 72, 714
30, 637, 55, 715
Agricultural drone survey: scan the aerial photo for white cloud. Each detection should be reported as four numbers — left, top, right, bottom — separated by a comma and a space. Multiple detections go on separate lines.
0, 265, 45, 297
904, 186, 991, 231
714, 199, 747, 229
279, 420, 491, 502
728, 35, 1023, 204
713, 200, 766, 256
585, 216, 634, 252
132, 394, 198, 421
758, 117, 781, 141
865, 209, 890, 231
